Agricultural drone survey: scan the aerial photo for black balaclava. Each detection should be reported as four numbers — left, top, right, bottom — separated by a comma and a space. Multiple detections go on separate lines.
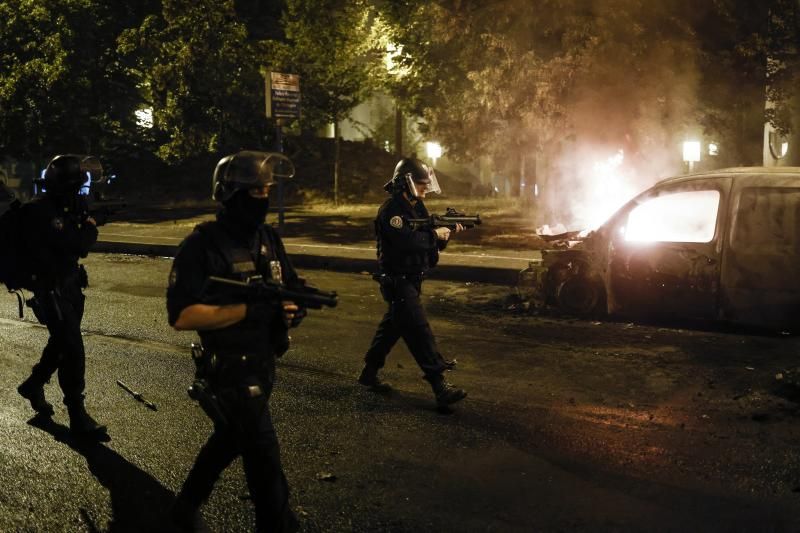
221, 189, 270, 232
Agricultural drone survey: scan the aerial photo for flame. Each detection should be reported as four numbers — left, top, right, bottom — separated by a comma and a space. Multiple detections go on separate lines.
622, 190, 720, 243
579, 149, 640, 230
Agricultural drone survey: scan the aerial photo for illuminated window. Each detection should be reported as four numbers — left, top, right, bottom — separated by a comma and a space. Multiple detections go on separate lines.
623, 190, 720, 243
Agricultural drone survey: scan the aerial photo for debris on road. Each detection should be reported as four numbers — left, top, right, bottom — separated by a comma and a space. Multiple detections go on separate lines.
316, 472, 338, 482
116, 379, 158, 411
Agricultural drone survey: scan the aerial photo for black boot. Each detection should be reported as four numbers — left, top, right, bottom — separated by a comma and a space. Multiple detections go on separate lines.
170, 495, 210, 533
67, 400, 108, 440
17, 375, 54, 417
358, 363, 392, 393
426, 375, 467, 407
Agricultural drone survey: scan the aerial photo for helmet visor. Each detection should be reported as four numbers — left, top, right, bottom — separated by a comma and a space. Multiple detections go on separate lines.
78, 155, 104, 196
404, 165, 441, 197
212, 151, 295, 198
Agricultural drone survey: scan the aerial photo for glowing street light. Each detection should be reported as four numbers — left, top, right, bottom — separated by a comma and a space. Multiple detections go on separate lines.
683, 140, 701, 172
135, 107, 154, 129
426, 141, 442, 167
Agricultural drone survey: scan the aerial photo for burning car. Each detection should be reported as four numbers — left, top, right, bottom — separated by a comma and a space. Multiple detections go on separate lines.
522, 167, 800, 332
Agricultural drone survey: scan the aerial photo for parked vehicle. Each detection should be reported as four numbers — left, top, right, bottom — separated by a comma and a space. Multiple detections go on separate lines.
524, 167, 800, 332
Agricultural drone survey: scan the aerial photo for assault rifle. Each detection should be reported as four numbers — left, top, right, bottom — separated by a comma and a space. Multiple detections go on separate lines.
79, 195, 127, 227
407, 207, 482, 231
205, 275, 338, 309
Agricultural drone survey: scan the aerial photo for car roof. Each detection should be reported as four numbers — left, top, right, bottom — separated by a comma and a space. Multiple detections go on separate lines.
656, 166, 800, 187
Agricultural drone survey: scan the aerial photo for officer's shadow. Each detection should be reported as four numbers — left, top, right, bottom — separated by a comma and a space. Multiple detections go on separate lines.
28, 416, 178, 533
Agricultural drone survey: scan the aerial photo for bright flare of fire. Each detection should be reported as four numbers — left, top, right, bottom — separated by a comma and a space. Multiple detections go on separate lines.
622, 190, 720, 243
580, 150, 640, 230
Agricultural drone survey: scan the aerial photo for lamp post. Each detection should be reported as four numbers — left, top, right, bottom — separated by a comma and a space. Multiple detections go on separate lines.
426, 141, 442, 168
682, 140, 701, 173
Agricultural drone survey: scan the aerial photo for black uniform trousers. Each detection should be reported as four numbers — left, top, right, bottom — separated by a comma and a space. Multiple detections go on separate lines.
178, 356, 295, 532
364, 275, 448, 378
29, 281, 87, 405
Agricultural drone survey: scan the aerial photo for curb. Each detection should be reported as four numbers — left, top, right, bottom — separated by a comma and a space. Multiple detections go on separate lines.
93, 241, 522, 286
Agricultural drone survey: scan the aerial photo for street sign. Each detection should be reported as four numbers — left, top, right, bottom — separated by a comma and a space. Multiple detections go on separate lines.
265, 72, 301, 120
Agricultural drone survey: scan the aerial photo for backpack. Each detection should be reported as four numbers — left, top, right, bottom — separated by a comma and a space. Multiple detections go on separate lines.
0, 199, 34, 292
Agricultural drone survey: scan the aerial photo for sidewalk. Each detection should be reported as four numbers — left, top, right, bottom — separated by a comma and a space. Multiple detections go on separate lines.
95, 205, 542, 285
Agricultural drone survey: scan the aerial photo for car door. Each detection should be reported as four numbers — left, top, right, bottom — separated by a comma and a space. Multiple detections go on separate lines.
720, 174, 800, 330
606, 177, 731, 320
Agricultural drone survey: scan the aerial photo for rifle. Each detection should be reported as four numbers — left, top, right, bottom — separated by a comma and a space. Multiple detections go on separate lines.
407, 207, 482, 230
205, 275, 338, 309
89, 198, 127, 226
76, 195, 127, 227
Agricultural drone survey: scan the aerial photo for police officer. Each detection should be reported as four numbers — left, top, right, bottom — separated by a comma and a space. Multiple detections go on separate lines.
167, 151, 301, 532
358, 157, 467, 407
16, 154, 107, 439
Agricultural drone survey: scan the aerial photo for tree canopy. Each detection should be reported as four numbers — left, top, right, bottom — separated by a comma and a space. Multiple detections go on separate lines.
0, 0, 798, 191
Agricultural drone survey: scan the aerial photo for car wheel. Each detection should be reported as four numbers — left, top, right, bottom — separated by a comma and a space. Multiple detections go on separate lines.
557, 276, 603, 315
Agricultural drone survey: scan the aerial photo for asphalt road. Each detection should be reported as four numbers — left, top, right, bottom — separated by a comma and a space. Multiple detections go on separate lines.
1, 254, 799, 532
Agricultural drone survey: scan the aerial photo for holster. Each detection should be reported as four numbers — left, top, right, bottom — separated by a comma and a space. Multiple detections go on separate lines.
26, 291, 63, 325
26, 296, 47, 324
187, 343, 228, 428
373, 273, 396, 302
187, 379, 229, 429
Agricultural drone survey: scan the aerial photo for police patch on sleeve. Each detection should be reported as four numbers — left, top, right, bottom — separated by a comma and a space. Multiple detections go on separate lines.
389, 216, 403, 229
51, 217, 64, 231
168, 266, 178, 288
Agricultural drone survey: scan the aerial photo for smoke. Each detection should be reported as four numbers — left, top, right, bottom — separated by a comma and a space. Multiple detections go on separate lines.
541, 0, 701, 231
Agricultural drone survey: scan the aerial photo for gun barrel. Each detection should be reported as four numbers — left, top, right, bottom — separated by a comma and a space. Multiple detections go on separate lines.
407, 213, 482, 228
437, 215, 481, 225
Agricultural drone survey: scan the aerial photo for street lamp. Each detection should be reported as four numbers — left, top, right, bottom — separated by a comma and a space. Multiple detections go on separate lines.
682, 140, 701, 172
135, 107, 154, 129
426, 141, 442, 167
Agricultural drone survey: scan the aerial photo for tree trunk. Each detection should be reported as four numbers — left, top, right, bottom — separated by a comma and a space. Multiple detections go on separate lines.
394, 103, 403, 157
334, 121, 341, 206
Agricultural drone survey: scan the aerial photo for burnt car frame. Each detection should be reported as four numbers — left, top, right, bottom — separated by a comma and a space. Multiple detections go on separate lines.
526, 167, 800, 332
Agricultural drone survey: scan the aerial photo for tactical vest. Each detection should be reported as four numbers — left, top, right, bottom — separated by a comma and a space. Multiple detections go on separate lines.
376, 197, 439, 275
194, 221, 287, 357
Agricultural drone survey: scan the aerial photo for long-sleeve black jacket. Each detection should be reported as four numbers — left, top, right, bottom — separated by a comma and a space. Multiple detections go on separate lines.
375, 194, 448, 275
166, 212, 299, 357
20, 195, 97, 290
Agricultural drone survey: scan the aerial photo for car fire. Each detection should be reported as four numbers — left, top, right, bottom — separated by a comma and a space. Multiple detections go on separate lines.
521, 167, 800, 332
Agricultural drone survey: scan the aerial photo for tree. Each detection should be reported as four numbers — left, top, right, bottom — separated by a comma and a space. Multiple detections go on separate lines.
119, 0, 271, 162
266, 0, 378, 203
0, 0, 152, 164
377, 1, 701, 196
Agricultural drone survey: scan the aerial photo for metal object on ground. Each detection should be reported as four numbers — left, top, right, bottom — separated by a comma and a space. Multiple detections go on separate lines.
116, 379, 158, 411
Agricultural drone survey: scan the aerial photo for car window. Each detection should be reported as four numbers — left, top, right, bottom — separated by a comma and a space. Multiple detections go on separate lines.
731, 187, 800, 254
621, 189, 720, 243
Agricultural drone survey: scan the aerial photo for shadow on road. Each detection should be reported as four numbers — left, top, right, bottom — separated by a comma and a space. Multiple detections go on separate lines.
28, 416, 178, 533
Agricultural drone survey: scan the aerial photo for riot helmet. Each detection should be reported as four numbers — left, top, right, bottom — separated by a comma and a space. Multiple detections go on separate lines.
383, 157, 441, 198
39, 154, 103, 196
212, 151, 295, 202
